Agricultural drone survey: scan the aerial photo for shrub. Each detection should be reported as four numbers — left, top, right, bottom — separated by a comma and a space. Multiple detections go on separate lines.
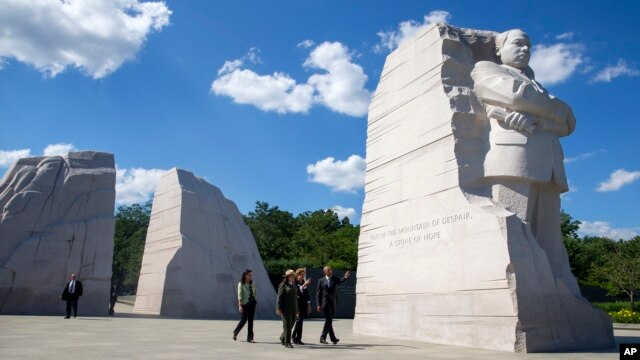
592, 301, 632, 313
608, 309, 640, 324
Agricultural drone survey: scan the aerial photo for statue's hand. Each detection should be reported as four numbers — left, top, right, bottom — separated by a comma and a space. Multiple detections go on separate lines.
504, 111, 536, 134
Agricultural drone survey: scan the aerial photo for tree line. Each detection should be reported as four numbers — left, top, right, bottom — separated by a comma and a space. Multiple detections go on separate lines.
112, 202, 638, 312
561, 211, 639, 310
112, 201, 358, 294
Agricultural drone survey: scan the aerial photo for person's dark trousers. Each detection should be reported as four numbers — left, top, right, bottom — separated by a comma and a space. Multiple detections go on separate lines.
321, 303, 337, 342
279, 313, 295, 345
233, 300, 256, 341
109, 298, 116, 315
292, 316, 304, 343
66, 298, 78, 318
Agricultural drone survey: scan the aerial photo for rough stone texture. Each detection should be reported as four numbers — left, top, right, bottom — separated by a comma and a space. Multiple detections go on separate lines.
0, 151, 116, 315
133, 168, 276, 319
353, 24, 614, 352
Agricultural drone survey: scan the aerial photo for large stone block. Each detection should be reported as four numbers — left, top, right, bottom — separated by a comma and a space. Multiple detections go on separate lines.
353, 24, 614, 352
0, 151, 116, 315
133, 168, 276, 319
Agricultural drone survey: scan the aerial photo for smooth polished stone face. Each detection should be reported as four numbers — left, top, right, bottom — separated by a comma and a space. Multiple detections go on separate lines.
353, 24, 614, 353
0, 151, 116, 315
133, 168, 276, 319
496, 29, 531, 69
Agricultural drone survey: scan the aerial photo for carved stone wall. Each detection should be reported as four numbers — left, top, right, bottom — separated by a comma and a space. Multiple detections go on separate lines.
134, 168, 276, 319
0, 151, 116, 315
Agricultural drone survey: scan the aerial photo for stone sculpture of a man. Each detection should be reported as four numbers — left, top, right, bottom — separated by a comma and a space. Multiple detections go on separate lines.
471, 29, 578, 293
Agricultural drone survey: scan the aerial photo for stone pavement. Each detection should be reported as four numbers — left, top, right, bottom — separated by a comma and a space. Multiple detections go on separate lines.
0, 303, 637, 359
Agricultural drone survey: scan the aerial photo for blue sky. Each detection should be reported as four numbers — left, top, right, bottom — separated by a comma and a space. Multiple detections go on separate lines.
0, 1, 638, 239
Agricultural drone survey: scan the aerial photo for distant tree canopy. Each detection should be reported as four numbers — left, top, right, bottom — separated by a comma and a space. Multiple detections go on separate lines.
561, 210, 640, 310
243, 201, 359, 274
112, 200, 152, 295
111, 200, 359, 294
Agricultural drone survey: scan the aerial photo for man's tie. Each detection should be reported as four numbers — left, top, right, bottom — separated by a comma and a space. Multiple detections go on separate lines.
70, 281, 75, 294
327, 277, 330, 288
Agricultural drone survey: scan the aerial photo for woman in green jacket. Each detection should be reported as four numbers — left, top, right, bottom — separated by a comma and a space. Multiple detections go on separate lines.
276, 269, 299, 348
233, 269, 257, 342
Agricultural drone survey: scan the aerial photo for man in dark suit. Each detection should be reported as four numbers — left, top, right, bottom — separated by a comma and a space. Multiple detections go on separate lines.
61, 273, 83, 319
316, 266, 351, 345
109, 281, 118, 316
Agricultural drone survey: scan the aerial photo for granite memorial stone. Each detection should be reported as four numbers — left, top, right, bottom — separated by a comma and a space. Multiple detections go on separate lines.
352, 24, 614, 352
0, 151, 116, 315
133, 168, 276, 318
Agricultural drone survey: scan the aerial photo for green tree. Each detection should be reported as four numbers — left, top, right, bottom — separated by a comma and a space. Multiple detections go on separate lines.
243, 201, 297, 264
559, 211, 618, 285
291, 209, 359, 270
243, 202, 360, 273
112, 200, 152, 294
592, 237, 640, 311
560, 209, 581, 240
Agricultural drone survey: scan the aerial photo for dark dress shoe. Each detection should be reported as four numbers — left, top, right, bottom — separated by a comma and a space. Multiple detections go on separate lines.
297, 341, 305, 345
332, 339, 340, 345
247, 339, 255, 343
233, 334, 237, 341
64, 316, 70, 319
320, 338, 328, 344
285, 343, 294, 348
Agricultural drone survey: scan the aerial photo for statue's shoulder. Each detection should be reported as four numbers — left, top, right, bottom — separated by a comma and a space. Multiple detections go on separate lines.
471, 61, 505, 83
473, 60, 504, 73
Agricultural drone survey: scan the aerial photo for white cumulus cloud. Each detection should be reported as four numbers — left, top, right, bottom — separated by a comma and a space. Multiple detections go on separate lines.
596, 169, 640, 192
0, 0, 172, 79
211, 67, 314, 114
579, 221, 638, 240
306, 155, 365, 193
530, 43, 584, 85
375, 10, 451, 53
211, 43, 371, 117
43, 143, 77, 156
330, 205, 356, 221
591, 59, 640, 83
305, 42, 371, 117
116, 167, 166, 205
0, 148, 31, 167
1, 142, 80, 168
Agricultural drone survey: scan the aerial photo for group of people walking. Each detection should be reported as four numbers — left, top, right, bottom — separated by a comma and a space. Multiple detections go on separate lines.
233, 266, 351, 348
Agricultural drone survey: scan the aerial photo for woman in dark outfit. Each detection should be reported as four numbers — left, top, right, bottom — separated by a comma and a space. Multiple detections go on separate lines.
276, 269, 299, 348
233, 269, 257, 343
292, 268, 312, 345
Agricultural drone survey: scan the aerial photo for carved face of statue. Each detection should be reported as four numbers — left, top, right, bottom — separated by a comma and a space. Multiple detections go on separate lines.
497, 30, 531, 69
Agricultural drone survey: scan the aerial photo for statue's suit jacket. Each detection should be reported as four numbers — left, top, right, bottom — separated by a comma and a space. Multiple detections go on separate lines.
471, 61, 575, 192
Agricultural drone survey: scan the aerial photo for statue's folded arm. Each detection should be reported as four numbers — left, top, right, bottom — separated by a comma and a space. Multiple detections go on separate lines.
471, 61, 574, 133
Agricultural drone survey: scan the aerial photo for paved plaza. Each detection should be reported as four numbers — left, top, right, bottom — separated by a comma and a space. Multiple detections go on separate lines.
0, 303, 638, 359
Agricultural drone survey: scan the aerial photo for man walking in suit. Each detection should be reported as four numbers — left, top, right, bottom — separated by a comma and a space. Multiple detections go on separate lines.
61, 273, 83, 319
316, 266, 351, 345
